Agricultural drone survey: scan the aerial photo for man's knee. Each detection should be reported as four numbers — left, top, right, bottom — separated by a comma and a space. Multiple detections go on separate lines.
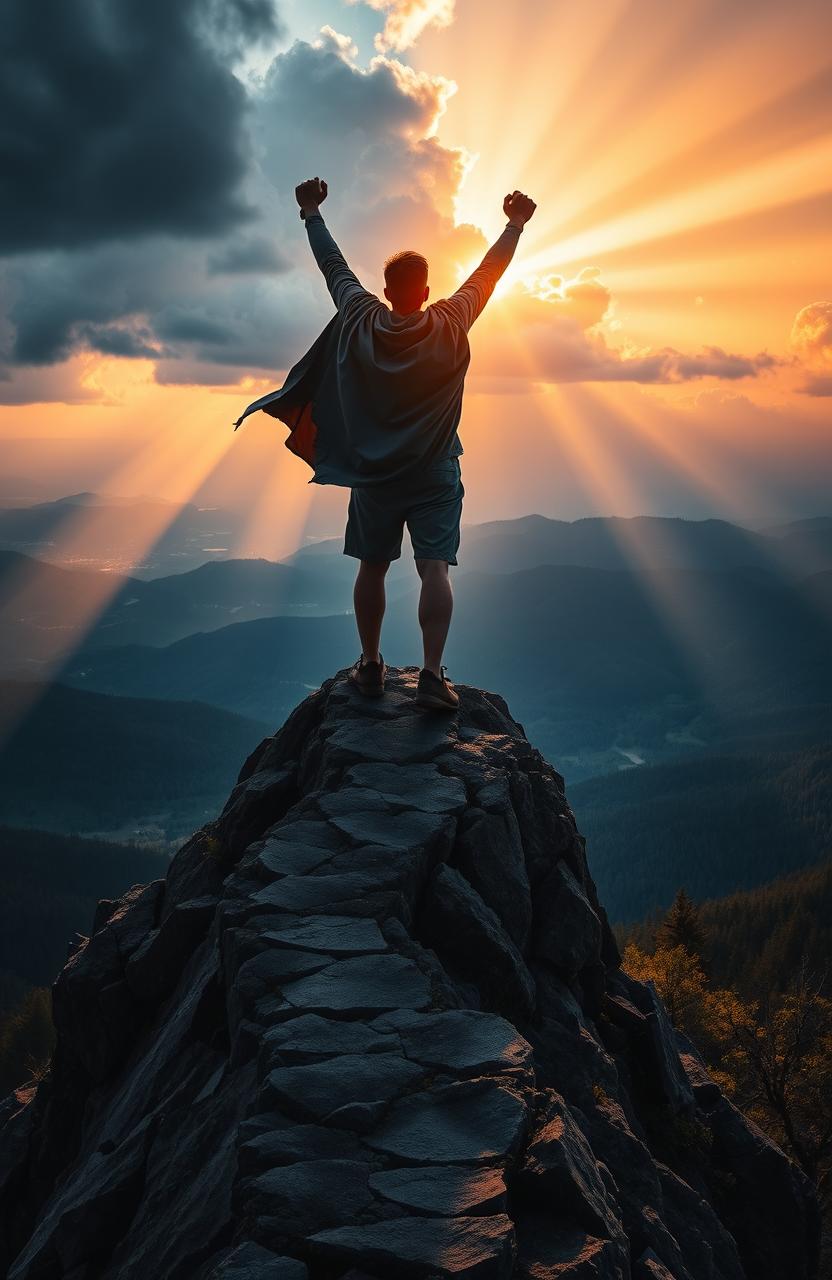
358, 558, 390, 576
415, 557, 449, 580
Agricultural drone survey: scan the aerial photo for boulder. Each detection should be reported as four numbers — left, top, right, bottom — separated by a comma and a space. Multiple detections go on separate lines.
422, 863, 535, 1018
518, 1090, 626, 1249
309, 1214, 516, 1278
533, 861, 602, 977
368, 1165, 508, 1216
204, 1242, 308, 1278
364, 1080, 528, 1165
455, 807, 533, 950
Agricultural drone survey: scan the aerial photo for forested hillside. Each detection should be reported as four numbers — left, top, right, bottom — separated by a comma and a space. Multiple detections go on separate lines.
0, 826, 168, 1016
574, 746, 832, 921
618, 858, 832, 999
0, 682, 270, 839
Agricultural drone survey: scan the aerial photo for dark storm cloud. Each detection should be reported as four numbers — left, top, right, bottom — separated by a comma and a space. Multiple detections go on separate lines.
0, 22, 472, 389
0, 0, 285, 255
206, 238, 291, 274
0, 237, 312, 375
155, 311, 233, 345
76, 322, 169, 359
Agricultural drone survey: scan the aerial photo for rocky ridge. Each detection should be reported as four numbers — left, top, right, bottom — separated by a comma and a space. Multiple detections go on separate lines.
0, 666, 820, 1278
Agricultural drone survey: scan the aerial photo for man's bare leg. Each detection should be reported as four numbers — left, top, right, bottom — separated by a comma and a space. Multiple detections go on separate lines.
353, 559, 389, 662
416, 557, 453, 676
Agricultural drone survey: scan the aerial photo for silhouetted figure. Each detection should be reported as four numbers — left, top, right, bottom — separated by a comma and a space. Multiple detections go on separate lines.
233, 177, 536, 707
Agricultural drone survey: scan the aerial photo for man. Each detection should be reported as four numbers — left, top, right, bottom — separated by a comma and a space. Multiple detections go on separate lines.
233, 178, 536, 710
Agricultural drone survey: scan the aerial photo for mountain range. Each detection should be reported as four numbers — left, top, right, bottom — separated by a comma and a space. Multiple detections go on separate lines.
49, 562, 831, 777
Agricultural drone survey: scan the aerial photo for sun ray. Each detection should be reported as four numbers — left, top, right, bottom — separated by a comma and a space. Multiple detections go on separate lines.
0, 400, 239, 744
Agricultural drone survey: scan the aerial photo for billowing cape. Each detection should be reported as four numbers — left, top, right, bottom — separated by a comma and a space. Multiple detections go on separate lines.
232, 315, 340, 483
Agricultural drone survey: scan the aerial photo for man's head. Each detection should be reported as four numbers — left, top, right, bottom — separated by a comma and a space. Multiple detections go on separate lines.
383, 249, 429, 315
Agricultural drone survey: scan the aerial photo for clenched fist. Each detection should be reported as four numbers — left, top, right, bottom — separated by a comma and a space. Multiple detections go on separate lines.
503, 190, 536, 227
295, 177, 328, 219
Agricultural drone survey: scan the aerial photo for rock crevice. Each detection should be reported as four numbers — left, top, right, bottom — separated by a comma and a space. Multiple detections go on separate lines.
0, 667, 820, 1279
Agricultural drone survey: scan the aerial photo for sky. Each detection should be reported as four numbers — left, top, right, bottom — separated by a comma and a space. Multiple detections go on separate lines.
1, 0, 831, 557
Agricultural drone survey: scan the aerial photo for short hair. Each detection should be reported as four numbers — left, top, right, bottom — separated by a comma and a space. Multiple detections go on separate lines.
383, 249, 428, 296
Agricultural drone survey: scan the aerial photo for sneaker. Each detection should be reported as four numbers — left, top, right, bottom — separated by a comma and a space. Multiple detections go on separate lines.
415, 664, 459, 711
347, 652, 386, 697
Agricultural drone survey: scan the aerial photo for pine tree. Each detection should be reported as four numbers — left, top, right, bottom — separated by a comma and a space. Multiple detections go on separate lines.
657, 887, 709, 967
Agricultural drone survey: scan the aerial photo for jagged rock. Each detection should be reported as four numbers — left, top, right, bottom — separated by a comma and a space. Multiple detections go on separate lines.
278, 952, 433, 1017
203, 1242, 308, 1278
423, 863, 536, 1017
607, 972, 695, 1114
345, 760, 468, 813
248, 838, 335, 881
514, 1211, 626, 1279
259, 915, 388, 956
455, 806, 533, 949
217, 765, 298, 859
237, 1120, 363, 1176
100, 1063, 257, 1279
673, 1027, 722, 1106
634, 1249, 677, 1279
518, 1090, 627, 1252
308, 1213, 516, 1278
707, 1094, 821, 1280
124, 895, 216, 1005
7, 1115, 157, 1278
656, 1161, 745, 1279
259, 1013, 396, 1069
374, 1008, 534, 1078
252, 868, 408, 917
368, 1164, 508, 1216
0, 667, 819, 1279
534, 860, 602, 976
242, 1158, 374, 1238
50, 880, 164, 1081
258, 1053, 423, 1123
364, 1080, 528, 1165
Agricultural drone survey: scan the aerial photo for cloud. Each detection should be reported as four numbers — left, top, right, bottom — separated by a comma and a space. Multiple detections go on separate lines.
521, 267, 612, 330
801, 375, 832, 396
254, 26, 463, 195
0, 6, 792, 405
206, 238, 291, 275
790, 301, 832, 395
0, 19, 482, 398
345, 0, 455, 52
0, 0, 285, 256
474, 284, 783, 386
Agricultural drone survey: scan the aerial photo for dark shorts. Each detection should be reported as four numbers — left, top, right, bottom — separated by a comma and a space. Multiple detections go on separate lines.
344, 456, 464, 565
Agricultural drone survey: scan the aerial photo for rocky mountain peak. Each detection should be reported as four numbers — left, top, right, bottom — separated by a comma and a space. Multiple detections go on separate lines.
0, 667, 820, 1278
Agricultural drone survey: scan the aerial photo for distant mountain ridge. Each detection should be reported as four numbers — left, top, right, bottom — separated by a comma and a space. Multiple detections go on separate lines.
283, 511, 832, 580
54, 562, 832, 776
2, 497, 830, 582
0, 550, 354, 672
0, 495, 243, 578
0, 681, 270, 840
572, 745, 832, 923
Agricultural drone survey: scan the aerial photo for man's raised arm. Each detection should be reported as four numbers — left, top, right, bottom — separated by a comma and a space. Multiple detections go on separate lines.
440, 189, 537, 332
295, 176, 374, 317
